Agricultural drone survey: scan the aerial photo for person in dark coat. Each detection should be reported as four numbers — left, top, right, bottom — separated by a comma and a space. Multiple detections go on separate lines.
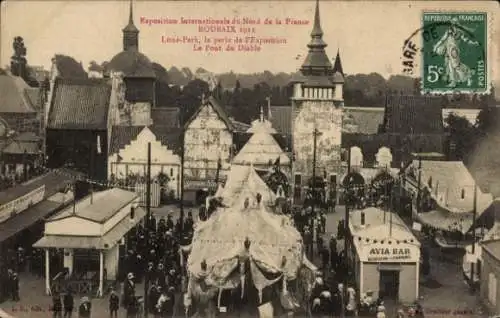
148, 285, 160, 314
166, 215, 174, 230
11, 272, 19, 301
337, 220, 345, 239
147, 213, 157, 232
320, 244, 330, 270
52, 293, 63, 318
157, 218, 167, 234
109, 288, 119, 318
63, 290, 74, 318
303, 226, 313, 259
316, 234, 324, 257
184, 211, 194, 232
329, 235, 338, 269
123, 272, 136, 309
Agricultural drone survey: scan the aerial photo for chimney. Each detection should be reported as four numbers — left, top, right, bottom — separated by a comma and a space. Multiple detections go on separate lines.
361, 212, 365, 226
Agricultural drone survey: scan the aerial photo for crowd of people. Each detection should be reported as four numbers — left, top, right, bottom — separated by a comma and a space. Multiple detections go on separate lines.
118, 210, 195, 317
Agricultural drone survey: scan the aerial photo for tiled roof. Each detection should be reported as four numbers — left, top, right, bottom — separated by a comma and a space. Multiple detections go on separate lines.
383, 95, 444, 134
0, 168, 81, 206
270, 106, 293, 135
0, 75, 37, 113
149, 126, 182, 156
53, 55, 88, 79
343, 107, 385, 135
24, 88, 42, 111
109, 126, 144, 155
151, 107, 180, 127
184, 96, 233, 131
109, 125, 182, 156
47, 78, 111, 130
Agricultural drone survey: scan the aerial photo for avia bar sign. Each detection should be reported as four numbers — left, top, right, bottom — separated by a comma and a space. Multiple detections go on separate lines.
366, 247, 412, 262
0, 185, 46, 223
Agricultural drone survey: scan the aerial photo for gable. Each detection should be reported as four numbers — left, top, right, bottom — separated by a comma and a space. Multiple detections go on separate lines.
45, 216, 101, 236
187, 103, 229, 130
119, 127, 180, 165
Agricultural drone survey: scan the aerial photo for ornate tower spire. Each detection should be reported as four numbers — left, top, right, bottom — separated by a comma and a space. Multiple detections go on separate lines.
300, 0, 333, 77
333, 49, 344, 76
122, 0, 139, 51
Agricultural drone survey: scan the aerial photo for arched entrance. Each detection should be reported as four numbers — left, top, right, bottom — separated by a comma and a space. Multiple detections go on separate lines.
341, 172, 365, 206
371, 170, 395, 207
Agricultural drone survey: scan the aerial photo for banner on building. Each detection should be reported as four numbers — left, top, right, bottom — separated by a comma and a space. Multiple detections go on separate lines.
0, 185, 46, 223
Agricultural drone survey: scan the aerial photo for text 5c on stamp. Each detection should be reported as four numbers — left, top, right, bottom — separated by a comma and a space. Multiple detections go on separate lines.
421, 12, 487, 94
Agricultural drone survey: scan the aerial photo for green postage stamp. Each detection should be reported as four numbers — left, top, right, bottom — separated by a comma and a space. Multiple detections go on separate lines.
421, 12, 488, 94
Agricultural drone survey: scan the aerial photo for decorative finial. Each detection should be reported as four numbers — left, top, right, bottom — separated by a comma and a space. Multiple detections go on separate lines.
129, 0, 134, 24
260, 105, 264, 122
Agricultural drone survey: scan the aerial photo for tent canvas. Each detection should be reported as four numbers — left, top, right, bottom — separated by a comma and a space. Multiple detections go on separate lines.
216, 164, 277, 207
233, 132, 290, 166
188, 194, 303, 292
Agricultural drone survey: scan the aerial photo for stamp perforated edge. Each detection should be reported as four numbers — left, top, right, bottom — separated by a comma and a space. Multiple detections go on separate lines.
418, 9, 493, 96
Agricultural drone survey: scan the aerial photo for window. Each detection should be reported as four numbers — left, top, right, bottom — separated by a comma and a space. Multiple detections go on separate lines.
489, 272, 497, 306
461, 189, 465, 199
170, 168, 173, 177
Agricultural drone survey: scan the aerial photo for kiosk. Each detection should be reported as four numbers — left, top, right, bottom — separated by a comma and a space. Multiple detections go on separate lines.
348, 207, 420, 303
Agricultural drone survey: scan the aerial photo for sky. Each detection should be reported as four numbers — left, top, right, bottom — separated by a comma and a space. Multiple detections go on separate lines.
1, 0, 499, 85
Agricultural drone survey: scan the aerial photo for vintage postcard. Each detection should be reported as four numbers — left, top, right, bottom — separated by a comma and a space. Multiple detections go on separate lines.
0, 1, 499, 317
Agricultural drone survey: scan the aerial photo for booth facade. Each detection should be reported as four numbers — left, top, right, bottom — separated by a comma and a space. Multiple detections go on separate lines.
33, 188, 145, 297
348, 208, 420, 303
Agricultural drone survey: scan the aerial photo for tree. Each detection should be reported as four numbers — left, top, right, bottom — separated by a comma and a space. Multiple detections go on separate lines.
179, 79, 210, 123
475, 106, 500, 136
446, 113, 478, 162
11, 36, 27, 78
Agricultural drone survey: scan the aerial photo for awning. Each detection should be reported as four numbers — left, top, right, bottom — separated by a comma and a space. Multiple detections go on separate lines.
0, 200, 66, 243
416, 210, 473, 234
33, 207, 146, 249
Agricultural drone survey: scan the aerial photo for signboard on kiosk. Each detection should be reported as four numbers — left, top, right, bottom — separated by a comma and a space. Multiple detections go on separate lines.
0, 185, 46, 223
361, 243, 419, 263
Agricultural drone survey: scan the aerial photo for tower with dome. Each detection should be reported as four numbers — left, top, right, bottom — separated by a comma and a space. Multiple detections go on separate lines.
290, 0, 345, 203
105, 0, 156, 107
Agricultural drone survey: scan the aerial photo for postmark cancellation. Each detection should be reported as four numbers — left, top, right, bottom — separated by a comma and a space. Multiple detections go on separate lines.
421, 12, 489, 95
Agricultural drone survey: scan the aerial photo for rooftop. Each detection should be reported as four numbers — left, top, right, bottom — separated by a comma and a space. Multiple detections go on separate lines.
0, 169, 81, 206
47, 78, 111, 130
51, 188, 138, 224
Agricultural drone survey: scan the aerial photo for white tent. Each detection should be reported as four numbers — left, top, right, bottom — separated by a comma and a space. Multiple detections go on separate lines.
233, 132, 290, 166
188, 193, 304, 293
216, 164, 277, 207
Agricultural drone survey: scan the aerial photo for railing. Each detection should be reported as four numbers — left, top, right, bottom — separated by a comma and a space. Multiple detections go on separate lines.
50, 271, 117, 296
